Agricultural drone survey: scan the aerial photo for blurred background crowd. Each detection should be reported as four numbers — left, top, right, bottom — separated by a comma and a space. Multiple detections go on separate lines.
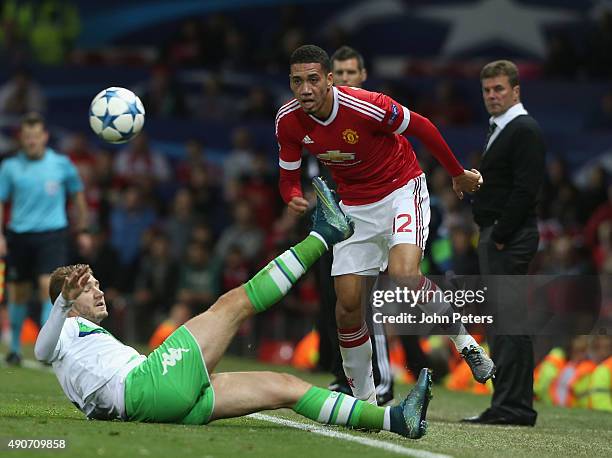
1, 0, 611, 410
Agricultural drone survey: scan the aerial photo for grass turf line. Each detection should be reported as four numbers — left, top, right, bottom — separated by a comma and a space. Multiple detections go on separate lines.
1, 350, 611, 458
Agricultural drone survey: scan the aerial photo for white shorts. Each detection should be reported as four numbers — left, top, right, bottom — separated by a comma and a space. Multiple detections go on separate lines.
331, 174, 430, 276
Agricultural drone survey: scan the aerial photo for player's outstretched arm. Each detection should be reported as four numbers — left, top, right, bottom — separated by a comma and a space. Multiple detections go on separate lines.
452, 169, 484, 200
403, 111, 465, 177
34, 266, 90, 362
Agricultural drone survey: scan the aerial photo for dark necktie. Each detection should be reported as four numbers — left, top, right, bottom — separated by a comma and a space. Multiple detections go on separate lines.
483, 122, 497, 155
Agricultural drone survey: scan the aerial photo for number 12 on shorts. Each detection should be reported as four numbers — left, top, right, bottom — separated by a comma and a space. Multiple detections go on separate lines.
393, 213, 413, 233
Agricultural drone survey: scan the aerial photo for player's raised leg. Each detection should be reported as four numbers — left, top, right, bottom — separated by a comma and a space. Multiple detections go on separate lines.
388, 243, 495, 383
208, 368, 432, 439
185, 177, 354, 372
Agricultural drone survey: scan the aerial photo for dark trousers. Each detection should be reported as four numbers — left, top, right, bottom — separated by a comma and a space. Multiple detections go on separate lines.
478, 223, 539, 423
315, 251, 394, 397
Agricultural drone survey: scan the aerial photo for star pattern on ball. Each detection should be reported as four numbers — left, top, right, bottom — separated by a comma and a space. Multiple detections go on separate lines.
100, 111, 121, 130
91, 89, 142, 132
103, 88, 119, 103
126, 99, 142, 117
89, 87, 145, 144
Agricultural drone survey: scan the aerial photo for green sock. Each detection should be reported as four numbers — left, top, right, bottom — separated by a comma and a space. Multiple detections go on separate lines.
245, 234, 327, 313
293, 386, 390, 431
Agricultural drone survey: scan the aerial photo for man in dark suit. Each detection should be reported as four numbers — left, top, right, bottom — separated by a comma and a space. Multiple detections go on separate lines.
463, 60, 545, 426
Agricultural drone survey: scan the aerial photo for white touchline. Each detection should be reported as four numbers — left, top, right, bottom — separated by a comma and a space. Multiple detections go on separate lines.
248, 413, 453, 458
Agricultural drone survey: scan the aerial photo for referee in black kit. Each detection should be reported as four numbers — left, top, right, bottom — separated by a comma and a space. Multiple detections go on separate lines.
463, 60, 545, 426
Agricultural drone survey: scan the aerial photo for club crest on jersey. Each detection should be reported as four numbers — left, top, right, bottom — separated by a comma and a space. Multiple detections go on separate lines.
389, 104, 399, 125
342, 129, 359, 145
317, 150, 356, 162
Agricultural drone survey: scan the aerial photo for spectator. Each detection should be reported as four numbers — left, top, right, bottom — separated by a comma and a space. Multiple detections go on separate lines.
73, 229, 121, 301
219, 245, 251, 293
223, 127, 255, 199
200, 13, 230, 67
0, 69, 45, 116
177, 241, 218, 310
28, 0, 80, 66
164, 188, 197, 259
263, 206, 300, 257
578, 165, 609, 223
585, 184, 612, 251
438, 188, 473, 236
133, 233, 180, 338
165, 19, 203, 67
175, 139, 221, 185
140, 65, 188, 118
190, 220, 215, 247
417, 80, 473, 126
540, 157, 578, 224
221, 27, 251, 71
214, 201, 264, 263
449, 225, 480, 275
544, 32, 581, 79
240, 86, 277, 120
587, 10, 612, 78
585, 89, 612, 131
65, 133, 100, 227
113, 133, 171, 190
237, 153, 280, 232
109, 185, 157, 285
92, 149, 118, 231
188, 166, 227, 233
192, 76, 236, 121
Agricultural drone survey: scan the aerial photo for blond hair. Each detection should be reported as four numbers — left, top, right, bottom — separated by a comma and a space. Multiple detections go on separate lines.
49, 264, 92, 302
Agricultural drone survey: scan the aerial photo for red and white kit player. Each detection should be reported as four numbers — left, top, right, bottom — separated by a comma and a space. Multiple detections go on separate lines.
277, 45, 495, 404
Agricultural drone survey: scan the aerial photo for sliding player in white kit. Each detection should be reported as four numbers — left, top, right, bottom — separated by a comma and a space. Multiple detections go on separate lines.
34, 182, 432, 439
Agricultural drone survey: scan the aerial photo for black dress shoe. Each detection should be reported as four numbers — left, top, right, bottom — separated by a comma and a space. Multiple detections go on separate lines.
328, 376, 352, 395
461, 409, 535, 426
5, 352, 22, 366
376, 390, 395, 406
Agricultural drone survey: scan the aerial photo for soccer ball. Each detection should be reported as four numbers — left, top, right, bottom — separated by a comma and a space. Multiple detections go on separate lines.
89, 87, 145, 144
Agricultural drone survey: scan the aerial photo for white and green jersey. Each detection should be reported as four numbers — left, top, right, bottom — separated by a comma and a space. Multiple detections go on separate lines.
34, 297, 145, 420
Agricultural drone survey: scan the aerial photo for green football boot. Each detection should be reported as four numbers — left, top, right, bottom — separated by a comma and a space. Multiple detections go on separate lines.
390, 368, 433, 439
311, 177, 354, 246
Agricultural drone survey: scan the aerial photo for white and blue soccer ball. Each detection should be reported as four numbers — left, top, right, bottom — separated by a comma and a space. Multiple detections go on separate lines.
89, 87, 145, 144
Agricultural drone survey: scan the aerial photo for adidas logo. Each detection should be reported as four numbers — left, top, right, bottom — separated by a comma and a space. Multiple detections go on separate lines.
302, 135, 314, 144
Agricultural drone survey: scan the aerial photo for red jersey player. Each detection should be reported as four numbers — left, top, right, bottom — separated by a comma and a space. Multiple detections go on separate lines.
276, 45, 495, 404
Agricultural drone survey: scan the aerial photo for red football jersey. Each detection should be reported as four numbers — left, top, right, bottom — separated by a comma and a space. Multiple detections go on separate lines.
276, 86, 422, 205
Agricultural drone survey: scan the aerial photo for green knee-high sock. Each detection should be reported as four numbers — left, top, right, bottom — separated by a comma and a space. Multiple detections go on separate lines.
294, 386, 390, 431
245, 233, 327, 313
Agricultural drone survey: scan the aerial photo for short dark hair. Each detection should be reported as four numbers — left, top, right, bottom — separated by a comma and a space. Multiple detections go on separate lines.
289, 45, 331, 74
480, 60, 520, 87
21, 112, 46, 129
331, 46, 365, 70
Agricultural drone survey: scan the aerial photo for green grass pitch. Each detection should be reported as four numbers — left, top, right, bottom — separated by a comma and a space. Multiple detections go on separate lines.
1, 350, 611, 458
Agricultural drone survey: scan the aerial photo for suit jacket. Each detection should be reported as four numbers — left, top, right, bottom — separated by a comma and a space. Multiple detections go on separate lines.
472, 114, 545, 243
